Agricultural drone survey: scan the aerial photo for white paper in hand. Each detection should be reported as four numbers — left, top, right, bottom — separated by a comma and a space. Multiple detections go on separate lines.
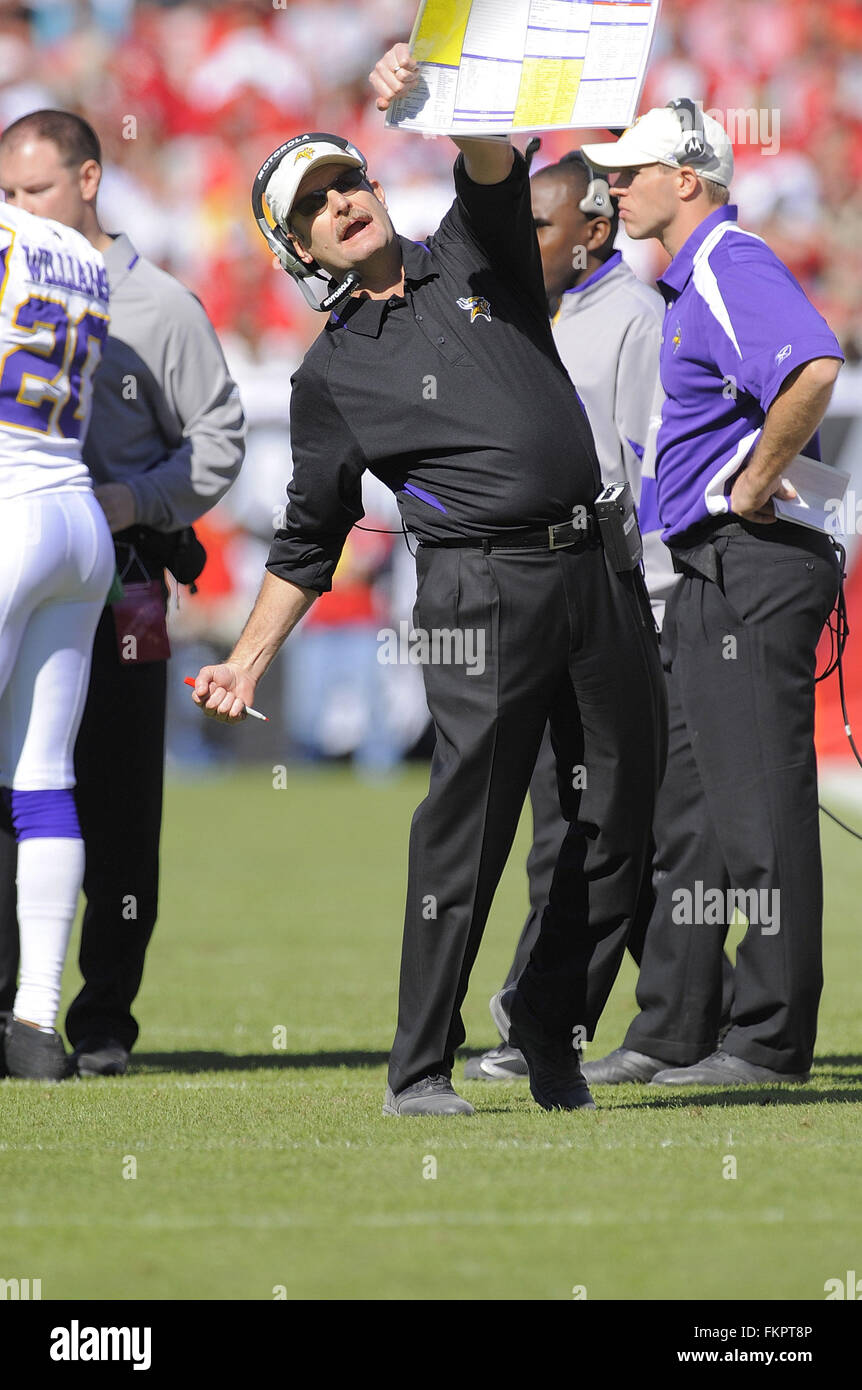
386, 0, 662, 137
772, 453, 851, 534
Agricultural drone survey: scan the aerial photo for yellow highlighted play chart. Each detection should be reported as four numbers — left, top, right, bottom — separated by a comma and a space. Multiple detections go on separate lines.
412, 0, 472, 67
513, 58, 583, 129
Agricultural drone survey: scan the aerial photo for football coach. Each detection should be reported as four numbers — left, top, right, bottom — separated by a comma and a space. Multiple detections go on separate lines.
192, 44, 666, 1116
580, 102, 844, 1088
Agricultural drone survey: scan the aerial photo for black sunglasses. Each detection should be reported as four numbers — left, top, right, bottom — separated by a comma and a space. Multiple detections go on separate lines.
291, 167, 369, 221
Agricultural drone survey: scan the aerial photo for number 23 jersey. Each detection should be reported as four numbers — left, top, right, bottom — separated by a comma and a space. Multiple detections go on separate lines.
0, 202, 109, 499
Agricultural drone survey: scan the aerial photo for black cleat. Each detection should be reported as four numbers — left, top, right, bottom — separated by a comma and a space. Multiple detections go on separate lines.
383, 1075, 475, 1116
4, 1020, 71, 1081
490, 987, 595, 1112
650, 1049, 810, 1087
464, 1044, 528, 1081
581, 1046, 668, 1085
74, 1037, 130, 1077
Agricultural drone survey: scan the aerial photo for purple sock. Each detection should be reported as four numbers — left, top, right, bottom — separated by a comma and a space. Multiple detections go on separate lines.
10, 789, 81, 841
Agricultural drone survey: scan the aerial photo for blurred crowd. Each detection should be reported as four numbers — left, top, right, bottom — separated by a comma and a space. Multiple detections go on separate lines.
2, 0, 860, 768
2, 0, 861, 360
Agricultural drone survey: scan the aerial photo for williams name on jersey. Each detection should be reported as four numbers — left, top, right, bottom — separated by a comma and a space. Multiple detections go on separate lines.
0, 201, 109, 501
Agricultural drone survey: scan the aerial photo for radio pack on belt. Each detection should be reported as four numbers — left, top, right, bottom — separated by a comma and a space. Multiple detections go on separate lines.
594, 481, 644, 572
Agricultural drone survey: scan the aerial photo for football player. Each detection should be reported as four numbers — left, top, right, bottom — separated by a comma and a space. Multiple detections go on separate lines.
0, 198, 113, 1079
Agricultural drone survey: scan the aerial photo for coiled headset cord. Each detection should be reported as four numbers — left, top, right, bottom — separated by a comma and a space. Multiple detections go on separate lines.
817, 541, 862, 840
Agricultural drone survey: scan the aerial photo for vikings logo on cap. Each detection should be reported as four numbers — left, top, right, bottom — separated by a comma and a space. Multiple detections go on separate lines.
295, 148, 315, 164
457, 295, 492, 323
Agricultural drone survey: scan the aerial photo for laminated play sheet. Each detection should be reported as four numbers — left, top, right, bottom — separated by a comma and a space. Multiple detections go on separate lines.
385, 0, 662, 135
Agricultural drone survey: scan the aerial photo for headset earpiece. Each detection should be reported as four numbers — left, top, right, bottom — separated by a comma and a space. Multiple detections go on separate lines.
578, 169, 612, 218
666, 98, 712, 166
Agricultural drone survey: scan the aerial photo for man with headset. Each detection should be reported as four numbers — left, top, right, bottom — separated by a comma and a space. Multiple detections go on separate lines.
467, 148, 678, 1081
576, 101, 843, 1087
191, 45, 666, 1116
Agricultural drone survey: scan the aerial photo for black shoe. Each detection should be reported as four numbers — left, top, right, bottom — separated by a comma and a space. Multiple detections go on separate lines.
73, 1037, 130, 1077
490, 987, 595, 1112
650, 1049, 810, 1087
464, 1044, 528, 1081
4, 1020, 72, 1081
581, 1046, 668, 1085
383, 1075, 475, 1116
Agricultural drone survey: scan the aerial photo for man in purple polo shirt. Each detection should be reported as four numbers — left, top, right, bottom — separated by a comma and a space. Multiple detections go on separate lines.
577, 101, 844, 1087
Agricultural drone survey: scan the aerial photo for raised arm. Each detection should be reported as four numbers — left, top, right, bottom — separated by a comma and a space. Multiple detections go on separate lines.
369, 43, 514, 185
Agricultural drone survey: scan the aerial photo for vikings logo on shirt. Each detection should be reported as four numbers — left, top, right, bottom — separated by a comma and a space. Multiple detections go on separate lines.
672, 320, 682, 354
457, 295, 492, 323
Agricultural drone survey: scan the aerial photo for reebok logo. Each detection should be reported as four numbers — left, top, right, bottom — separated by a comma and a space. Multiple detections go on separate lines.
50, 1321, 151, 1371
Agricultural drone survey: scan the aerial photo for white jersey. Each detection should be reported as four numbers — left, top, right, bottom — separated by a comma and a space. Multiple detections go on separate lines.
0, 203, 109, 500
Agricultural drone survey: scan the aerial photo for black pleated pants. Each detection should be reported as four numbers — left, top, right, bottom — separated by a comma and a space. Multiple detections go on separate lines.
0, 603, 166, 1050
502, 723, 654, 1016
500, 709, 734, 1036
624, 522, 840, 1074
387, 539, 667, 1094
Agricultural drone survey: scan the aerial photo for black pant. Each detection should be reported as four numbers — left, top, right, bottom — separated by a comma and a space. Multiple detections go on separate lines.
388, 540, 667, 1093
625, 522, 840, 1074
0, 604, 166, 1050
500, 701, 734, 1038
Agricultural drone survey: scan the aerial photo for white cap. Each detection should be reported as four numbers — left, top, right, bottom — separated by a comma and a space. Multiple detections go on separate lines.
581, 103, 734, 188
263, 133, 366, 227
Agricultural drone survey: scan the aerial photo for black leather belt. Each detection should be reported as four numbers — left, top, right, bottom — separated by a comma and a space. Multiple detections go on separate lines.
423, 514, 599, 553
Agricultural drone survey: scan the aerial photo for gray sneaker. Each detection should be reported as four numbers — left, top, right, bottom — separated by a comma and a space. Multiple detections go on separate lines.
383, 1075, 475, 1116
581, 1046, 668, 1085
650, 1049, 810, 1087
464, 1044, 528, 1081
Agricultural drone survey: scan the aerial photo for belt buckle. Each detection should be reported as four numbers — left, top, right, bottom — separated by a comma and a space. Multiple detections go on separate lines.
548, 520, 575, 550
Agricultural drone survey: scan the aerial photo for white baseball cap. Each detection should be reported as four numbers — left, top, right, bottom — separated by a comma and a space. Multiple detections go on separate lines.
262, 132, 367, 227
581, 103, 734, 188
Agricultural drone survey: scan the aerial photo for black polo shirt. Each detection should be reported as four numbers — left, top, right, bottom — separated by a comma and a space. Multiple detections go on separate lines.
267, 149, 601, 592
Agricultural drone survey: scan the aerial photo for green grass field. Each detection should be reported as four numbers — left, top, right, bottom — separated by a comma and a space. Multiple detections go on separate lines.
1, 765, 860, 1302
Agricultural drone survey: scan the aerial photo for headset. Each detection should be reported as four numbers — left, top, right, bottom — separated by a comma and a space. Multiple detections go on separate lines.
666, 98, 717, 170
526, 139, 613, 220
577, 163, 612, 218
251, 132, 368, 313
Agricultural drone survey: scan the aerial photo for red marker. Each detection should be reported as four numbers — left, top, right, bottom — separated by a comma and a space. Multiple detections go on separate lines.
184, 676, 268, 722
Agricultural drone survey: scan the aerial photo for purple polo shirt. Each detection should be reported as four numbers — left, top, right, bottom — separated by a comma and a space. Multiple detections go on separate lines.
655, 205, 843, 541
